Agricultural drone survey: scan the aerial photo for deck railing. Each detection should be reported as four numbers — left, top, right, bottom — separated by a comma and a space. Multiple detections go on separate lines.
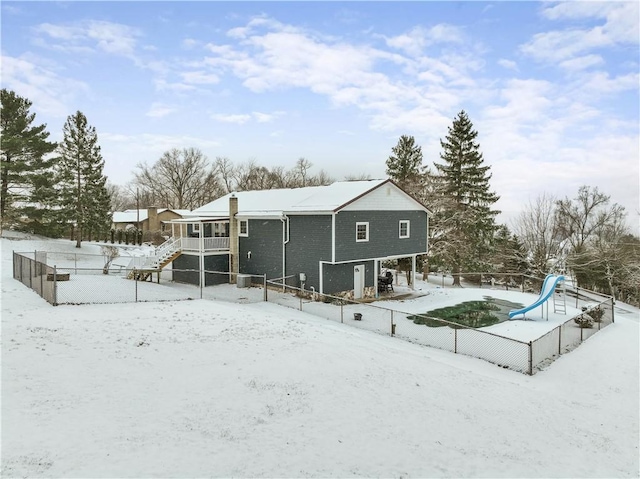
179, 236, 230, 251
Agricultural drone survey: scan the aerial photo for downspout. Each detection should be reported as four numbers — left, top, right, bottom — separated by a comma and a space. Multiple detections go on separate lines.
199, 221, 204, 288
281, 215, 289, 289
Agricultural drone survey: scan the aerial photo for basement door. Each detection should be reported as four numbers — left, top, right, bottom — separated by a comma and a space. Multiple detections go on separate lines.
353, 264, 365, 299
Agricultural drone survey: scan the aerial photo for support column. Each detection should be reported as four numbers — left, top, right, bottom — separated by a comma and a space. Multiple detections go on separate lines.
229, 195, 239, 284
411, 255, 416, 290
374, 258, 379, 299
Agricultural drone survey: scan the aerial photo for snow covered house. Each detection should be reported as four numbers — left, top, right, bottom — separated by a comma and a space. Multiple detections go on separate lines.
162, 179, 429, 298
112, 207, 191, 233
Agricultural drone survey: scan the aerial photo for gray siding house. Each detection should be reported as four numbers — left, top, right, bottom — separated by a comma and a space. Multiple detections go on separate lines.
164, 179, 429, 298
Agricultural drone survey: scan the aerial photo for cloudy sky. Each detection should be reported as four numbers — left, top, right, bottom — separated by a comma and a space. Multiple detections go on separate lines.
2, 1, 638, 225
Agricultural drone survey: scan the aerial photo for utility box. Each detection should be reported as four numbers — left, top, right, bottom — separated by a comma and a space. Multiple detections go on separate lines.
237, 274, 252, 288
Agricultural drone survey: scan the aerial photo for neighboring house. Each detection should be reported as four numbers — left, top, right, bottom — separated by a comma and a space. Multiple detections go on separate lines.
112, 207, 191, 232
160, 179, 429, 299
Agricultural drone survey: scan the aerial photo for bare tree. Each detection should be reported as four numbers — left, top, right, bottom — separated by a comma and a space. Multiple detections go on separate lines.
554, 185, 633, 297
512, 193, 563, 277
214, 156, 236, 193
344, 173, 372, 181
291, 157, 312, 187
106, 181, 134, 211
555, 186, 626, 251
134, 147, 220, 210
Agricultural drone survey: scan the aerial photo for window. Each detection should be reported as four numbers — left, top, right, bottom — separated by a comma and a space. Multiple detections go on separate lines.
399, 220, 410, 238
356, 222, 369, 242
239, 219, 249, 237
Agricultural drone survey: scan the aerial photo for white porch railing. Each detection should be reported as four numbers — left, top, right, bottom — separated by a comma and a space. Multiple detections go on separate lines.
204, 237, 230, 250
181, 236, 230, 251
126, 235, 230, 276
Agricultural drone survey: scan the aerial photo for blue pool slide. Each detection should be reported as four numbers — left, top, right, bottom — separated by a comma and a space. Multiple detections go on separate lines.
508, 274, 565, 319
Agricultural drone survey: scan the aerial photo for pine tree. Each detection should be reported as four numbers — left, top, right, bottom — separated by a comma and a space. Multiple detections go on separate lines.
385, 135, 425, 196
0, 89, 57, 233
56, 111, 111, 248
432, 110, 500, 286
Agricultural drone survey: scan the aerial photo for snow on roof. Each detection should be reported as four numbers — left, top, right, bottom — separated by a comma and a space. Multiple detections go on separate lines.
112, 208, 191, 223
113, 210, 150, 223
192, 180, 388, 216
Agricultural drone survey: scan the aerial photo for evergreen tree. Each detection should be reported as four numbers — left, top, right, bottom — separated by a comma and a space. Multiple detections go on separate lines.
385, 135, 425, 196
0, 89, 57, 233
56, 111, 111, 247
492, 225, 528, 274
431, 110, 500, 286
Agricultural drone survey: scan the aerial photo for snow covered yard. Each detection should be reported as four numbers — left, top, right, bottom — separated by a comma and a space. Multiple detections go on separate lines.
2, 234, 639, 477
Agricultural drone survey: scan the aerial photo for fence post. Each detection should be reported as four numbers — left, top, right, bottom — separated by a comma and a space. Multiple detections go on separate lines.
299, 294, 302, 311
580, 323, 583, 342
134, 268, 138, 302
454, 328, 458, 353
340, 303, 343, 323
611, 298, 615, 323
390, 311, 395, 336
53, 265, 58, 306
528, 341, 533, 375
263, 275, 267, 302
29, 256, 32, 288
558, 325, 562, 355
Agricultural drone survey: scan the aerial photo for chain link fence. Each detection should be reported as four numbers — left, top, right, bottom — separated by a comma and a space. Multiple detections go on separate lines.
12, 251, 266, 305
531, 297, 614, 370
264, 279, 615, 375
13, 251, 615, 375
431, 272, 544, 293
13, 252, 56, 304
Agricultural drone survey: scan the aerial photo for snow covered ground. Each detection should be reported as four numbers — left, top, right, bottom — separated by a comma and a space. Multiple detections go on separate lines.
2, 233, 639, 477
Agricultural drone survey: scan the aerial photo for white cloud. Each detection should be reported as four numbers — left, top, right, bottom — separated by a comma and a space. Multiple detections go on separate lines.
521, 2, 639, 64
559, 54, 604, 71
0, 54, 89, 118
209, 111, 283, 124
154, 79, 197, 92
180, 71, 220, 85
33, 20, 142, 59
252, 111, 283, 123
2, 4, 21, 14
383, 24, 464, 57
100, 133, 221, 183
182, 38, 199, 49
498, 59, 519, 72
211, 113, 252, 124
146, 103, 176, 118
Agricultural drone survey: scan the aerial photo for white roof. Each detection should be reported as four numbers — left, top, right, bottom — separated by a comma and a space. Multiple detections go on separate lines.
112, 208, 191, 224
191, 180, 389, 217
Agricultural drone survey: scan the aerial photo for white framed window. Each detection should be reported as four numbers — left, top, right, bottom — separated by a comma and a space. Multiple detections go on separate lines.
399, 220, 410, 239
192, 223, 200, 233
239, 219, 249, 237
356, 222, 369, 242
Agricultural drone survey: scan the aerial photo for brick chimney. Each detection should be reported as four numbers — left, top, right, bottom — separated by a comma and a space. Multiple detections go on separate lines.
229, 194, 239, 284
147, 206, 159, 231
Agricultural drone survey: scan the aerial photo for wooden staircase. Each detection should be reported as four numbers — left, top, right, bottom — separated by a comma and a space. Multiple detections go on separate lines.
126, 237, 183, 281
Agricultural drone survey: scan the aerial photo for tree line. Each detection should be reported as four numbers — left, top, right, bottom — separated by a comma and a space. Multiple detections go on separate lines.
2, 89, 637, 305
1, 89, 110, 247
383, 111, 637, 304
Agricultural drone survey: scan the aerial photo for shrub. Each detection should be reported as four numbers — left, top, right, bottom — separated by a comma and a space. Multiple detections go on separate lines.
574, 314, 594, 328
